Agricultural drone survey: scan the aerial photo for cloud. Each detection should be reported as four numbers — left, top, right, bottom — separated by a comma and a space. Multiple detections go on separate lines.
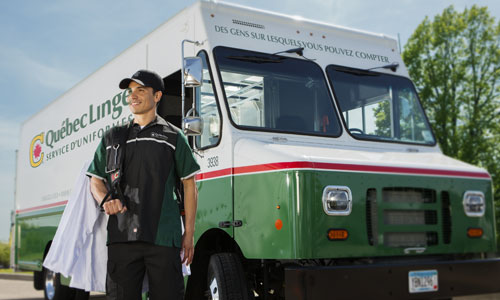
0, 121, 20, 152
0, 46, 79, 92
0, 115, 22, 176
0, 119, 17, 242
0, 166, 15, 242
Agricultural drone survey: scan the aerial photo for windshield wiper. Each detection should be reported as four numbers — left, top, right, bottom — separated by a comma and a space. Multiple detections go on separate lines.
335, 66, 377, 76
227, 55, 283, 64
366, 62, 399, 72
273, 47, 315, 61
272, 47, 304, 56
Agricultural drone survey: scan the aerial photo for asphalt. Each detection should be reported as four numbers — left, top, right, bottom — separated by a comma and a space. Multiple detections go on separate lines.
1, 271, 499, 299
0, 274, 107, 299
0, 272, 32, 281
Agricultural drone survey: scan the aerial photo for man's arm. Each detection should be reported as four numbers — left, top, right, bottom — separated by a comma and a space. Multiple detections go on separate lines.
181, 176, 198, 265
89, 177, 126, 215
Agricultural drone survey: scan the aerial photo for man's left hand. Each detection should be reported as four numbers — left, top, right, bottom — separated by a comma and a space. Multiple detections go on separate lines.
181, 232, 194, 265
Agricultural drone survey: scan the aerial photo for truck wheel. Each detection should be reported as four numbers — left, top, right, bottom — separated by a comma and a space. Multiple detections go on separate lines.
207, 253, 252, 300
43, 267, 75, 300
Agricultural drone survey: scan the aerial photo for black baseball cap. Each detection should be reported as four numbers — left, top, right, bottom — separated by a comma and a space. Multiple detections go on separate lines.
119, 69, 164, 92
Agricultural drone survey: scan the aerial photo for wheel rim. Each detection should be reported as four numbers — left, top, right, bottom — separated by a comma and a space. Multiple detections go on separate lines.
209, 276, 219, 300
44, 269, 56, 300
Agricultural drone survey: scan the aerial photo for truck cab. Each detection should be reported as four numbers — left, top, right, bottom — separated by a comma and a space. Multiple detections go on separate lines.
177, 2, 498, 299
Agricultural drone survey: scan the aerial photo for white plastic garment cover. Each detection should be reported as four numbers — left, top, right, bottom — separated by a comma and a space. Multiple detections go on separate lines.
43, 162, 191, 293
43, 161, 108, 292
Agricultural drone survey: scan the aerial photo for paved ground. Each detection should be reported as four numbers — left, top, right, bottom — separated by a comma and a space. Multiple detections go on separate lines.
0, 275, 498, 300
456, 296, 500, 300
0, 278, 105, 300
0, 278, 43, 300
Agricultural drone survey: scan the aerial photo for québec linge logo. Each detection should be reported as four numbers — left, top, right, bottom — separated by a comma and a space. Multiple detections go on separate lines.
29, 133, 44, 168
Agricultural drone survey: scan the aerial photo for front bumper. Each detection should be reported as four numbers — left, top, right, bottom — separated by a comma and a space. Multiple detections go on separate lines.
285, 258, 500, 300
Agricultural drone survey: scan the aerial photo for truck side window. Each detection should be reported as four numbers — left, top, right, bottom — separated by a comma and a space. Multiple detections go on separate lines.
195, 51, 221, 149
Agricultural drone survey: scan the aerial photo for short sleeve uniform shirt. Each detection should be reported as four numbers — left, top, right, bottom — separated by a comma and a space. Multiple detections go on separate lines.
87, 116, 200, 247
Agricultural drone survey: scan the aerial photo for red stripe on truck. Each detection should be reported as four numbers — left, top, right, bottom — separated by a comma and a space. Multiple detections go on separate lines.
16, 200, 68, 215
195, 161, 490, 181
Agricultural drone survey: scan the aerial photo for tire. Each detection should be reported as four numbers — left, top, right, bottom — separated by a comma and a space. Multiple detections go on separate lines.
34, 270, 44, 290
43, 267, 89, 300
207, 253, 252, 300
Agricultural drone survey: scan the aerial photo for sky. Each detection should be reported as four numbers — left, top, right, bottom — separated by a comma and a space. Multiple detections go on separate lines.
1, 0, 499, 243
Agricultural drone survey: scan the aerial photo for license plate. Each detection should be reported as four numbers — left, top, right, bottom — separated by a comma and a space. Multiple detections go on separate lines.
408, 270, 438, 293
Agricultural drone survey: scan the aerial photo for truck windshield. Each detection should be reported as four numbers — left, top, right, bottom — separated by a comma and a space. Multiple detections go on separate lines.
213, 47, 341, 137
326, 65, 436, 145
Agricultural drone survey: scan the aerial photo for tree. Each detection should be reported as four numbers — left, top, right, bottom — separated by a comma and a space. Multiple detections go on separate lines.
403, 5, 500, 244
0, 242, 9, 268
403, 6, 500, 209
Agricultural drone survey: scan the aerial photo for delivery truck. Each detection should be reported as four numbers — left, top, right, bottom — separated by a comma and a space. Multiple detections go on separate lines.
14, 1, 500, 299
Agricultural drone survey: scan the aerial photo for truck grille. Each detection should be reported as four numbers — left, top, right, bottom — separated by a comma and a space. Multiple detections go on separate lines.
383, 210, 437, 225
441, 191, 452, 244
384, 232, 438, 247
382, 187, 436, 204
366, 187, 445, 248
366, 189, 378, 246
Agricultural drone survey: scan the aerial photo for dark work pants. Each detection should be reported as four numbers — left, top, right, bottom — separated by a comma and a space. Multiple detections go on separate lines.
107, 242, 184, 300
106, 272, 122, 300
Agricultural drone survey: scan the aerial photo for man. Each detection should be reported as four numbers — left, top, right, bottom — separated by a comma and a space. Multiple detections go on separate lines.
87, 69, 200, 300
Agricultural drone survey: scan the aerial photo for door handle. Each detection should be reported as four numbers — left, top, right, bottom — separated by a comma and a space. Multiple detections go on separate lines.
218, 220, 243, 228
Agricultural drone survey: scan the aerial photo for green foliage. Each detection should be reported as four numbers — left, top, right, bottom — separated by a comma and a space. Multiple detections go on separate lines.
18, 222, 54, 262
0, 242, 10, 267
373, 89, 431, 142
374, 101, 391, 137
403, 5, 500, 245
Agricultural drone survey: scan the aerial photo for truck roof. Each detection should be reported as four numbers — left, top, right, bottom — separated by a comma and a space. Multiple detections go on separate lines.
21, 0, 400, 127
214, 1, 397, 42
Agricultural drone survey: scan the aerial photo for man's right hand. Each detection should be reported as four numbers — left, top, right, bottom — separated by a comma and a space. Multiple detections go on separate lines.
89, 177, 127, 215
102, 199, 127, 215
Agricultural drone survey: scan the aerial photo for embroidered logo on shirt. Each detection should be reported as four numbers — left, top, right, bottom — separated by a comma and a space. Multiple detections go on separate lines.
151, 132, 169, 140
111, 170, 120, 182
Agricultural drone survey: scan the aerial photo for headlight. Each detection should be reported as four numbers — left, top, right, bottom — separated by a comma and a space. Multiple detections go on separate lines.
322, 186, 352, 216
463, 191, 485, 217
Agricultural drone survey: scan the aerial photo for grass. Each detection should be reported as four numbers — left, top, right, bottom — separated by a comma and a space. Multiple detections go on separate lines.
0, 268, 32, 275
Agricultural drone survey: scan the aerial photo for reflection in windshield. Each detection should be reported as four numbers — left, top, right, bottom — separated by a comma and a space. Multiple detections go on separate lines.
214, 47, 341, 137
326, 66, 435, 145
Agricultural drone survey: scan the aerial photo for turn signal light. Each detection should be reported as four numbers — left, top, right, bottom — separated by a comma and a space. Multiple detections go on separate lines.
327, 229, 348, 241
467, 228, 483, 238
275, 219, 283, 230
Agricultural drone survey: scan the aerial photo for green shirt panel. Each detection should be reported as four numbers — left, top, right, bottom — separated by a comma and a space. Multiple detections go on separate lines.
87, 137, 109, 182
156, 131, 200, 247
174, 131, 200, 180
155, 168, 183, 247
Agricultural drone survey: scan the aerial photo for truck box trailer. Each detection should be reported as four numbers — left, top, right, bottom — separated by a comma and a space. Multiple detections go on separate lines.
14, 1, 500, 299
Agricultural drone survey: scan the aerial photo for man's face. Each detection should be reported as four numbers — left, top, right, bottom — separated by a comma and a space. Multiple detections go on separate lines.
127, 81, 161, 115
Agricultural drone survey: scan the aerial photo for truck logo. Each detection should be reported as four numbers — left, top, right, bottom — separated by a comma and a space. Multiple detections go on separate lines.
29, 133, 44, 168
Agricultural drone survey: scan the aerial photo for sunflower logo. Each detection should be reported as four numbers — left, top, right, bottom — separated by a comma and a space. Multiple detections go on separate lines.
30, 133, 44, 168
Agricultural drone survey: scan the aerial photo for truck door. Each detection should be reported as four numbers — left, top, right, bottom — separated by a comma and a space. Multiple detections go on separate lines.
193, 50, 233, 239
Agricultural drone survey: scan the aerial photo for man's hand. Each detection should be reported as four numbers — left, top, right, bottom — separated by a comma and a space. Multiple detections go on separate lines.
181, 231, 194, 265
102, 199, 127, 215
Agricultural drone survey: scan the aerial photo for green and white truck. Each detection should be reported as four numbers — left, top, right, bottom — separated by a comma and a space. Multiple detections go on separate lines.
14, 1, 500, 299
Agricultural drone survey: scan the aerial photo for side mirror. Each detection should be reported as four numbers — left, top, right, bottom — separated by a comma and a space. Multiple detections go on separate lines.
183, 108, 203, 136
183, 57, 203, 87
